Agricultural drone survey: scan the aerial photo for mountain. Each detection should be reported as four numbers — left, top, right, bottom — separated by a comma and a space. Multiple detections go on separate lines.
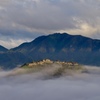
12, 33, 100, 52
1, 33, 100, 69
0, 45, 8, 53
0, 51, 32, 69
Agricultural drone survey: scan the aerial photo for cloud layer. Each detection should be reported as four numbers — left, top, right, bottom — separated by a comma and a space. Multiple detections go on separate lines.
0, 66, 100, 100
0, 0, 100, 48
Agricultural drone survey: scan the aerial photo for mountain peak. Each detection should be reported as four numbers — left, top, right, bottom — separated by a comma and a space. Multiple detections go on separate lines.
12, 32, 100, 53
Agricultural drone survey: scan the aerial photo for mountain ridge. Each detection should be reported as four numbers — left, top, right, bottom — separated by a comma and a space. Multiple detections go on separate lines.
1, 32, 100, 69
0, 45, 8, 53
11, 33, 100, 54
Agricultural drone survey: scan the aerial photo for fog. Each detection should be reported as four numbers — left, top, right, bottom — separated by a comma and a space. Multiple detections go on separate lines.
0, 66, 100, 100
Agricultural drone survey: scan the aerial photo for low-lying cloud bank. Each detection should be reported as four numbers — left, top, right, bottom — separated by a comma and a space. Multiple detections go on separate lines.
0, 66, 100, 100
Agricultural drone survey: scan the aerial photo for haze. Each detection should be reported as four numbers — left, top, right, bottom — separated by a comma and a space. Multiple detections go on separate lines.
0, 66, 100, 100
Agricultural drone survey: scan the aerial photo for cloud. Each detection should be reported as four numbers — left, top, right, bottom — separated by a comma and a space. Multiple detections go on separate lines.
0, 0, 100, 48
0, 66, 100, 100
0, 38, 29, 49
0, 0, 11, 6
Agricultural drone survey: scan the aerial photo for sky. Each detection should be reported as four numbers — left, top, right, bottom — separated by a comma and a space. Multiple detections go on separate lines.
0, 0, 100, 48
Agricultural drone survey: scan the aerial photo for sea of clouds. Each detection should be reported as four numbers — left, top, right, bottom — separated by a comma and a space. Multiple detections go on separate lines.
0, 66, 100, 100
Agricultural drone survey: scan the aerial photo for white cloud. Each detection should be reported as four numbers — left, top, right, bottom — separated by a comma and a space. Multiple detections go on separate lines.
0, 66, 100, 100
0, 39, 30, 49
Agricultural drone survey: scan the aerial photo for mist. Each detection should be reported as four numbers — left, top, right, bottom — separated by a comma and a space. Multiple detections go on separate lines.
0, 66, 100, 100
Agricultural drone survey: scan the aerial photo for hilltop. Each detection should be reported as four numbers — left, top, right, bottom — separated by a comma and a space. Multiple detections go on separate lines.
9, 59, 86, 78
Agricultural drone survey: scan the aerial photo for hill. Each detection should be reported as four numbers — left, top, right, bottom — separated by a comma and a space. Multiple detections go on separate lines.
10, 59, 86, 77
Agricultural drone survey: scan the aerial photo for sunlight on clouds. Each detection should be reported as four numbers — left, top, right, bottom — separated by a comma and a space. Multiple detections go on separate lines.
66, 23, 97, 37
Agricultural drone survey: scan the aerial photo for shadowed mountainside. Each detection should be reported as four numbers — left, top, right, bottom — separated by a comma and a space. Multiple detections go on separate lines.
1, 33, 100, 69
0, 45, 8, 53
